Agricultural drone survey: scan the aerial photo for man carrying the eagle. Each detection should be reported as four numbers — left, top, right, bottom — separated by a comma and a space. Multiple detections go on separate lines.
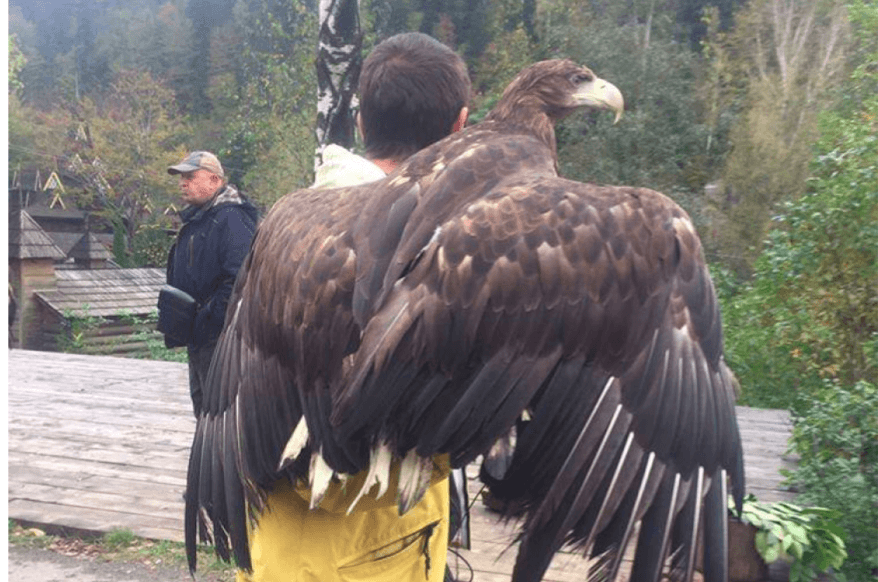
186, 36, 745, 582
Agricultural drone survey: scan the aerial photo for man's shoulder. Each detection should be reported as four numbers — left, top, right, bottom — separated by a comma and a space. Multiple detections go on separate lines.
209, 188, 258, 223
314, 144, 385, 188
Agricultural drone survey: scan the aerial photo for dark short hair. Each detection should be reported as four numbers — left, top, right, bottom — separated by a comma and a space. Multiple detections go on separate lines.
359, 32, 471, 161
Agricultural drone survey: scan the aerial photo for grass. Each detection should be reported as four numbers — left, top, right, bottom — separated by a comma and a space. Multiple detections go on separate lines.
8, 520, 237, 580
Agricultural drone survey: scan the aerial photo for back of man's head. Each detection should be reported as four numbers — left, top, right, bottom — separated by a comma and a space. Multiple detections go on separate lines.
359, 32, 471, 161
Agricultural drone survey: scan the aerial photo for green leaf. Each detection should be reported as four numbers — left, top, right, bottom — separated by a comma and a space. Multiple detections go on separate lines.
763, 544, 781, 563
787, 523, 810, 545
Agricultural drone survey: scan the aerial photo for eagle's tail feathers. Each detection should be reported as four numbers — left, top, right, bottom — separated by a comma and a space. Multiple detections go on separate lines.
278, 416, 310, 472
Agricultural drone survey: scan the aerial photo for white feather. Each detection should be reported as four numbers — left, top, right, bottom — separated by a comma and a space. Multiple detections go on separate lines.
397, 449, 432, 515
346, 442, 393, 514
277, 417, 310, 471
309, 450, 335, 510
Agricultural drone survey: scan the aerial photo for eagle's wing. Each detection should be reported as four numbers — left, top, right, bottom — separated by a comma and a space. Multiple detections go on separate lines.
183, 179, 405, 572
182, 131, 569, 574
185, 130, 743, 582
330, 165, 744, 581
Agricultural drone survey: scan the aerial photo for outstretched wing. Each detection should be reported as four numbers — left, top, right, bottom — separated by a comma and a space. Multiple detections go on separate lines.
183, 179, 383, 572
184, 126, 743, 582
182, 129, 568, 574
330, 169, 745, 582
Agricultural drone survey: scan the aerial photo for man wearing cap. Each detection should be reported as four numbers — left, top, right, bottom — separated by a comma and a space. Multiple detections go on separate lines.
164, 151, 258, 415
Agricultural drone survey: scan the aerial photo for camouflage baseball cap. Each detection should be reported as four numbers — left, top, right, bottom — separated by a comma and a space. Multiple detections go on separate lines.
167, 151, 225, 178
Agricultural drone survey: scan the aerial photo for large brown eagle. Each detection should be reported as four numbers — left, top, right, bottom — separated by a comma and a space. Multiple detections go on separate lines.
186, 59, 744, 582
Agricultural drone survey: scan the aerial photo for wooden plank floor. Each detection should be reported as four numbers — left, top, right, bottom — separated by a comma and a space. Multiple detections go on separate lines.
8, 349, 797, 581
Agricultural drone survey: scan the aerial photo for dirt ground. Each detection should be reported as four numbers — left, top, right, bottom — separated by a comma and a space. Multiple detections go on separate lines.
7, 542, 234, 582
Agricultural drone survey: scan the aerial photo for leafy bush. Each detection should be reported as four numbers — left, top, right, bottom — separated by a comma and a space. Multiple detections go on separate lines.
711, 264, 814, 409
120, 310, 188, 363
736, 494, 847, 582
716, 5, 878, 409
784, 380, 878, 581
58, 306, 106, 353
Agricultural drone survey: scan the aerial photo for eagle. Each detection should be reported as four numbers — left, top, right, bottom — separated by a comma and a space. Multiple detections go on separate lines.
185, 59, 745, 582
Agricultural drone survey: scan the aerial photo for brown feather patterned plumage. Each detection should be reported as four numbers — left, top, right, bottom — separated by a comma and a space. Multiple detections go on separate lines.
185, 59, 744, 582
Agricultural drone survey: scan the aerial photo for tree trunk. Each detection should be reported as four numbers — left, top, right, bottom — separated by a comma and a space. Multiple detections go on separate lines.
315, 0, 362, 168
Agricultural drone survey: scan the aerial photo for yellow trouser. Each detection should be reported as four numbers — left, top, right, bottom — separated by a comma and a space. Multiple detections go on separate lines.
236, 459, 450, 582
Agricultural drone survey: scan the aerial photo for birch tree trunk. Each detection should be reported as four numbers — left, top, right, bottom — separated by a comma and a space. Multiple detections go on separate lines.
315, 0, 361, 168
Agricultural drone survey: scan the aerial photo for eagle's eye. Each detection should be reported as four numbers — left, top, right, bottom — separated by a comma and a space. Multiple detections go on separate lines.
571, 72, 592, 84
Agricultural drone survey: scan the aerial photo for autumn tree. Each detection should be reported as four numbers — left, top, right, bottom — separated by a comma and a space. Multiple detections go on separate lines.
72, 70, 190, 266
708, 0, 851, 272
9, 36, 27, 95
8, 33, 78, 174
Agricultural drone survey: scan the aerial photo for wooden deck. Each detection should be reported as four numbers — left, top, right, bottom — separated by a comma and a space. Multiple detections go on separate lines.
8, 349, 797, 581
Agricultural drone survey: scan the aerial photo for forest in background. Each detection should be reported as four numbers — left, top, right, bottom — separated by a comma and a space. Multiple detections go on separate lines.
8, 0, 877, 578
9, 0, 852, 271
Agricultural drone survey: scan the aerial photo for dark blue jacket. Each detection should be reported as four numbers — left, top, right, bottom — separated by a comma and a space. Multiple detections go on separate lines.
166, 184, 258, 348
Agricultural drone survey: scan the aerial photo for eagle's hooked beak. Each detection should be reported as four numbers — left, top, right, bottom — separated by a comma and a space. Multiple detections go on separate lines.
575, 76, 624, 124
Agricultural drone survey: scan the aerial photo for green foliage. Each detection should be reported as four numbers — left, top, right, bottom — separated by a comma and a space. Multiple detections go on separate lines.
711, 266, 802, 408
119, 310, 188, 363
111, 216, 132, 268
715, 78, 819, 272
218, 0, 318, 208
8, 520, 236, 577
8, 35, 27, 95
784, 380, 878, 581
97, 1, 195, 105
717, 1, 878, 406
718, 8, 878, 577
130, 219, 175, 269
103, 529, 137, 549
8, 93, 76, 170
736, 494, 847, 581
58, 306, 105, 353
708, 0, 851, 273
56, 308, 186, 363
414, 0, 495, 60
360, 0, 425, 48
718, 134, 877, 406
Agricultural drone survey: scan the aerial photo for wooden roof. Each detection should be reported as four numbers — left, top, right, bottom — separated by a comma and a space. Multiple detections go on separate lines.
8, 209, 67, 260
9, 167, 86, 193
69, 232, 113, 261
34, 267, 165, 318
25, 205, 87, 222
45, 232, 115, 257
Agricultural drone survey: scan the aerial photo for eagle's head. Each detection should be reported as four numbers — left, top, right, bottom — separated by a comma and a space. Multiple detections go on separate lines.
487, 59, 624, 125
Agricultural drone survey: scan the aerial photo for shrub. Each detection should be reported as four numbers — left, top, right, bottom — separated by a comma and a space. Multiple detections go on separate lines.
736, 494, 847, 582
784, 380, 878, 580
